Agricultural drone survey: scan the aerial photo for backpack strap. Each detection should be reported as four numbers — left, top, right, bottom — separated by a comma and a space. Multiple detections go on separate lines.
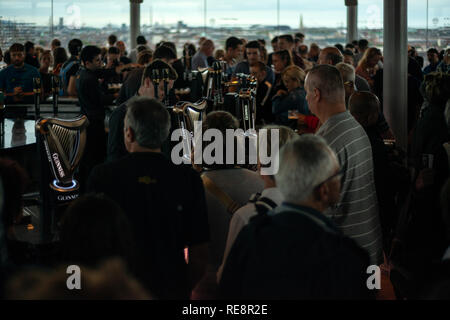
254, 196, 278, 216
248, 192, 262, 203
201, 174, 242, 215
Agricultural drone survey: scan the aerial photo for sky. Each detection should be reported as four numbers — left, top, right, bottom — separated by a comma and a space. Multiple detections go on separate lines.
0, 0, 448, 29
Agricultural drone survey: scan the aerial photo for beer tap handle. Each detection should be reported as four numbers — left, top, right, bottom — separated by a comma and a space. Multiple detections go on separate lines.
33, 77, 41, 119
52, 75, 60, 116
162, 68, 170, 106
152, 69, 160, 100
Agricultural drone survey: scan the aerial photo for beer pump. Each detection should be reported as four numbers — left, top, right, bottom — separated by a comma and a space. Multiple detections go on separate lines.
212, 61, 224, 108
152, 69, 161, 100
33, 77, 41, 119
162, 68, 170, 106
237, 74, 258, 132
51, 75, 60, 116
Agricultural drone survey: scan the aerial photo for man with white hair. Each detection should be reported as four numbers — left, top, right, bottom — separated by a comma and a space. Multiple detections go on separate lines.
336, 62, 394, 139
192, 39, 214, 69
220, 135, 372, 299
305, 64, 383, 266
336, 62, 356, 107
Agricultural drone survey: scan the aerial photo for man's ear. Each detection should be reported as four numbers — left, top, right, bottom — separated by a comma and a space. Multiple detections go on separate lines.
144, 77, 152, 88
124, 126, 135, 144
315, 182, 330, 203
313, 88, 321, 102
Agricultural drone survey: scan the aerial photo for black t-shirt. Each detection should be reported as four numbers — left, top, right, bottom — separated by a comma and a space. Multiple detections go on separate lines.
172, 59, 188, 90
365, 126, 396, 245
87, 152, 210, 299
116, 68, 143, 106
120, 56, 132, 65
25, 54, 39, 69
40, 71, 52, 96
107, 102, 128, 162
269, 73, 287, 103
267, 52, 273, 67
76, 67, 116, 122
255, 81, 273, 125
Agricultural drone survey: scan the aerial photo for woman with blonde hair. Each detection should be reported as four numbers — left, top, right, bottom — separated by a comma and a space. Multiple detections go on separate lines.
355, 47, 382, 89
270, 50, 295, 105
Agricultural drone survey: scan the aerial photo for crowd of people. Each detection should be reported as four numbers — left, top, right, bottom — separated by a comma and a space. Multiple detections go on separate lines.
0, 31, 450, 300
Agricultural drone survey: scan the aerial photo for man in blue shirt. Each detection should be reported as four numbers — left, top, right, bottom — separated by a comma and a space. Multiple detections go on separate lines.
423, 48, 440, 75
0, 43, 41, 104
223, 37, 243, 76
437, 48, 449, 74
234, 41, 275, 85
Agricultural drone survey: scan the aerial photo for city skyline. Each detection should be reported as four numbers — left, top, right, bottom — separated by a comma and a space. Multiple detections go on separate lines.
0, 0, 449, 29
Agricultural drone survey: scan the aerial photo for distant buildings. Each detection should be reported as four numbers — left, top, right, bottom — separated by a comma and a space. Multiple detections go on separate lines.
0, 17, 447, 55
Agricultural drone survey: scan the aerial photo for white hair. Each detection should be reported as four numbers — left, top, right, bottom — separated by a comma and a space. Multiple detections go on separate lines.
124, 96, 171, 149
336, 62, 355, 83
275, 134, 338, 203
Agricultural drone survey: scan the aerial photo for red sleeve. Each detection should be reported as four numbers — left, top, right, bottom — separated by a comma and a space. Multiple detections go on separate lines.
304, 115, 319, 131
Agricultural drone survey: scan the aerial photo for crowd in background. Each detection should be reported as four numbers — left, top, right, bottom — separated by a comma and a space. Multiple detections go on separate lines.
0, 31, 450, 300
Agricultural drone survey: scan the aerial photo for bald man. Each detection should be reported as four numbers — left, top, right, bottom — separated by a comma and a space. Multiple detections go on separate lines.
349, 91, 396, 252
348, 91, 380, 128
318, 46, 370, 92
318, 47, 343, 66
306, 65, 383, 266
336, 62, 356, 107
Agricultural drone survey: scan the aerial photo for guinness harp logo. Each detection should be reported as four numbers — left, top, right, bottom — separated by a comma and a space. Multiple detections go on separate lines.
36, 116, 88, 190
52, 153, 66, 178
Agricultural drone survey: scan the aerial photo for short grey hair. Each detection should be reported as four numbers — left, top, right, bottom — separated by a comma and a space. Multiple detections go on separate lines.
336, 62, 355, 83
306, 64, 345, 103
323, 49, 343, 65
124, 96, 171, 149
259, 125, 298, 155
275, 134, 338, 203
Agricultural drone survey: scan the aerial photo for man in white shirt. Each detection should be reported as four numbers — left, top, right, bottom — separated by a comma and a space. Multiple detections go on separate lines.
217, 125, 297, 282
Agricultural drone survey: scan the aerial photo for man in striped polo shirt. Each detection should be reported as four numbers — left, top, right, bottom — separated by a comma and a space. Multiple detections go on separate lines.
305, 64, 383, 265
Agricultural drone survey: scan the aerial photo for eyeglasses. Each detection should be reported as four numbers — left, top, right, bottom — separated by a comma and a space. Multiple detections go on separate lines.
314, 167, 344, 190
